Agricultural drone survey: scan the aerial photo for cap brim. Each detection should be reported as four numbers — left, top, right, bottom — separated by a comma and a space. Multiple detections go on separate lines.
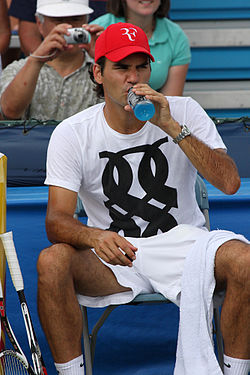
37, 4, 93, 17
105, 46, 155, 62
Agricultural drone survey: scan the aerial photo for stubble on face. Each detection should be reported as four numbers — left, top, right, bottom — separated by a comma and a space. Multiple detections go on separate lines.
101, 54, 151, 109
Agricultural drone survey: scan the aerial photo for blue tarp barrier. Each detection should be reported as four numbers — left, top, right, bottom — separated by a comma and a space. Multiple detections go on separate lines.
0, 118, 249, 187
214, 118, 250, 177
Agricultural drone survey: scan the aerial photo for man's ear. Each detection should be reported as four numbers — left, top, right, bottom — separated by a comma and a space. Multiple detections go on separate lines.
36, 16, 44, 36
93, 63, 103, 84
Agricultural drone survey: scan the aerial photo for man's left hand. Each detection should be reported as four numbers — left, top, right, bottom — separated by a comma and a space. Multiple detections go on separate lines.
78, 24, 104, 58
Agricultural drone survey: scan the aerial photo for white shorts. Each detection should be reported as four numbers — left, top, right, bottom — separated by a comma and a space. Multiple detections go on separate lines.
76, 224, 243, 308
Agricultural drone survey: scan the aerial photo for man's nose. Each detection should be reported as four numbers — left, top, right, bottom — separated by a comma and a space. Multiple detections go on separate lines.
127, 70, 139, 84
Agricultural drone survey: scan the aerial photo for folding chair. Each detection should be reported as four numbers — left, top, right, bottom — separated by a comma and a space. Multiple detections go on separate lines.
76, 175, 224, 375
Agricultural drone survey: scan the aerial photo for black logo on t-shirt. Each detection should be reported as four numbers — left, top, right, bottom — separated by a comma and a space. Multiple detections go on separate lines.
100, 137, 177, 237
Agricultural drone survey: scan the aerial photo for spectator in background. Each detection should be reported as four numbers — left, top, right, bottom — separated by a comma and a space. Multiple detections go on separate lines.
0, 0, 104, 121
8, 0, 107, 56
89, 0, 107, 20
91, 0, 191, 96
8, 0, 42, 55
0, 0, 11, 75
6, 0, 19, 35
2, 0, 22, 69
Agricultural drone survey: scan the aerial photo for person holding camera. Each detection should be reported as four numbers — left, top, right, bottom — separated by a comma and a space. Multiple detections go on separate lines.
7, 0, 107, 57
0, 0, 104, 121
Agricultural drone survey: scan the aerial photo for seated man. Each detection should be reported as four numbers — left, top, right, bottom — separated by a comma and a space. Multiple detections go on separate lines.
38, 23, 250, 375
0, 0, 103, 121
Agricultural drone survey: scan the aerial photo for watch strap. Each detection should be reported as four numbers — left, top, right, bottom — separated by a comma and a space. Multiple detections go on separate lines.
173, 125, 191, 144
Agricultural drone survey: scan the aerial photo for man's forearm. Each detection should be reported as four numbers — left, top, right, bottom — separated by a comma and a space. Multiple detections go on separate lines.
46, 210, 104, 250
46, 210, 138, 267
0, 57, 43, 119
178, 133, 240, 195
157, 115, 240, 195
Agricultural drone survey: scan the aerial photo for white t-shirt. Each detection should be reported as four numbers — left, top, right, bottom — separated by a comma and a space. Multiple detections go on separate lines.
45, 96, 226, 238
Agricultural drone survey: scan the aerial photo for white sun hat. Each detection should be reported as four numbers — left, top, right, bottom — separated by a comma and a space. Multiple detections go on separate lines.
36, 0, 93, 17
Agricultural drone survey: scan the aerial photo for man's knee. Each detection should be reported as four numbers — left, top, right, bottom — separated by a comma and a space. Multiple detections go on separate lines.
37, 243, 75, 284
215, 240, 250, 293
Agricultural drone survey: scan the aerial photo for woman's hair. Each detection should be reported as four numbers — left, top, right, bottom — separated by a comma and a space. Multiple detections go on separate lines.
88, 57, 106, 98
106, 0, 170, 19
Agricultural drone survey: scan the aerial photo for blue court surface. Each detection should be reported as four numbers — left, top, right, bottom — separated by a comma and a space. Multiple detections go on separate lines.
4, 179, 250, 374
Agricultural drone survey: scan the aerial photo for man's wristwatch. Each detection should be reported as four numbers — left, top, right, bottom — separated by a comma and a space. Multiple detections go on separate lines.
173, 125, 191, 144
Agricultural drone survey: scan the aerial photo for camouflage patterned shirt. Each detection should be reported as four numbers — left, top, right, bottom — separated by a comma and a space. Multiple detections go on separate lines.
0, 53, 103, 121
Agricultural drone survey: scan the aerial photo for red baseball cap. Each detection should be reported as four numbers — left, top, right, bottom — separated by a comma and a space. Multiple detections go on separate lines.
95, 22, 155, 63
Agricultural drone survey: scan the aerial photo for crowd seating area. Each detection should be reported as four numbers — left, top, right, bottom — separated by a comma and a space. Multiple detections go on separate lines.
169, 1, 250, 117
7, 1, 250, 118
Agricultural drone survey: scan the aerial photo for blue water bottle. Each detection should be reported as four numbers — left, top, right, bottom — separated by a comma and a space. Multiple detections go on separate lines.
127, 87, 155, 121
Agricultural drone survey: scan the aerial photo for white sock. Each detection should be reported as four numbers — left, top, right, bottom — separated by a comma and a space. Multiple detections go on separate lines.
55, 354, 84, 375
224, 354, 250, 375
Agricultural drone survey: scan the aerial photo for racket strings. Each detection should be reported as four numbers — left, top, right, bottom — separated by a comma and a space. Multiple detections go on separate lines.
0, 351, 29, 374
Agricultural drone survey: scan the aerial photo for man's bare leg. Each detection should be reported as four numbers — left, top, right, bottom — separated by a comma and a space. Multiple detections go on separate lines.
37, 243, 131, 363
215, 240, 250, 358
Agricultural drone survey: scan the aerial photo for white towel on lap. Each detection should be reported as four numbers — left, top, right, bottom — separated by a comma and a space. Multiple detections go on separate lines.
174, 230, 249, 375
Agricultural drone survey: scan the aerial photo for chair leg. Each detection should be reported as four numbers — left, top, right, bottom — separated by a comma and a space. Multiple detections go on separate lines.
81, 305, 118, 374
214, 307, 224, 373
81, 306, 93, 375
81, 299, 224, 374
90, 305, 117, 363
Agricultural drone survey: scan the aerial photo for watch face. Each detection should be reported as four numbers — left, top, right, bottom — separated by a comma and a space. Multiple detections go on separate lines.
183, 125, 191, 136
183, 125, 189, 132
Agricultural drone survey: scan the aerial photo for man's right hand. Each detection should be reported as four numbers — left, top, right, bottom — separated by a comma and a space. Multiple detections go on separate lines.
46, 186, 138, 267
29, 23, 73, 62
92, 230, 137, 267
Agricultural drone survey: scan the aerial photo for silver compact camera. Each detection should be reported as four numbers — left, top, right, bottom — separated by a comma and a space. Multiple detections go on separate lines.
64, 28, 90, 44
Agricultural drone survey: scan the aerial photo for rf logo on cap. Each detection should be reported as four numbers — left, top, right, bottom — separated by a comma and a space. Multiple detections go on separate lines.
121, 27, 137, 42
94, 22, 155, 63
